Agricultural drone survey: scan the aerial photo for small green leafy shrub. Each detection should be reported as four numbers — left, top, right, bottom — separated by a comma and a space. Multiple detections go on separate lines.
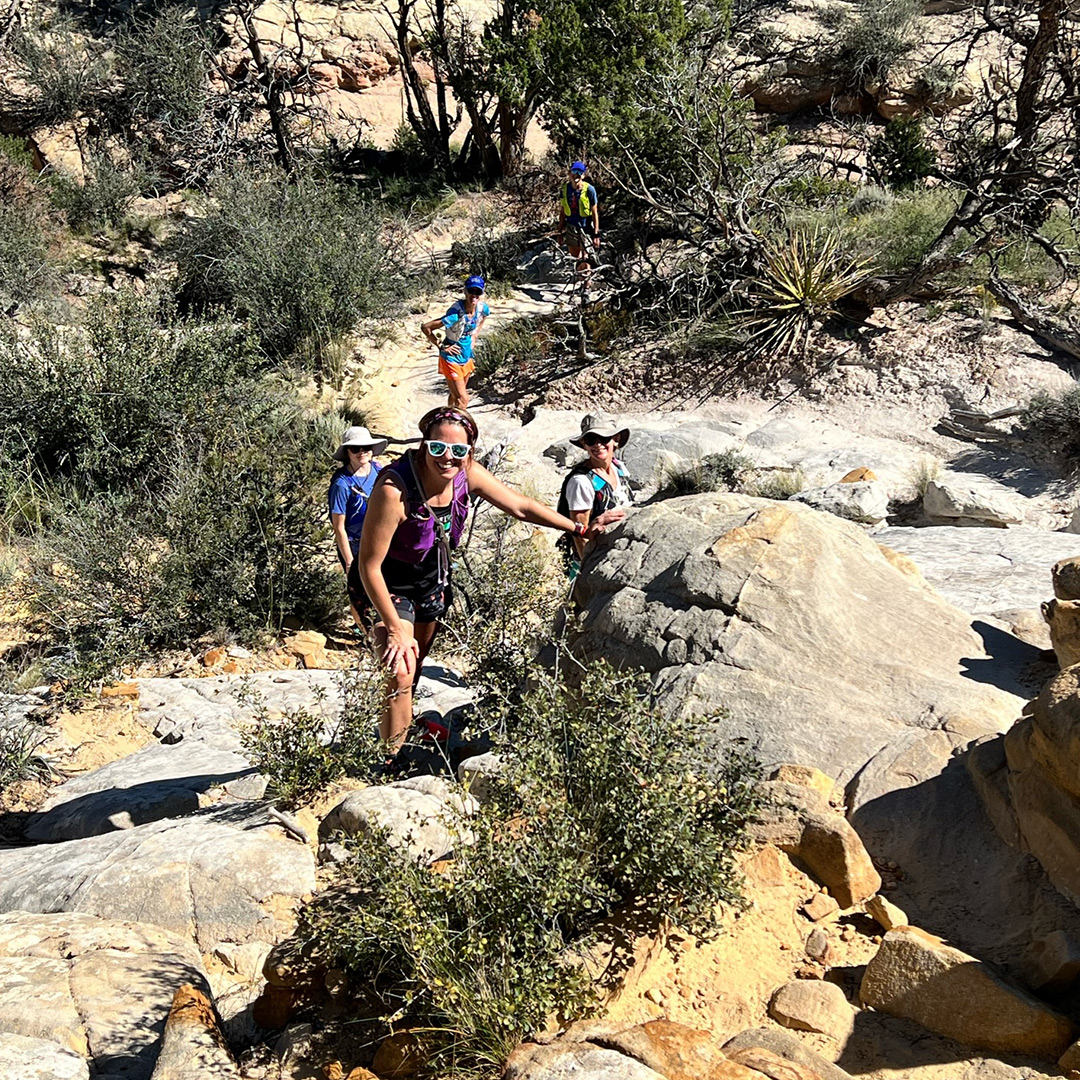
1019, 385, 1080, 471
298, 658, 761, 1072
0, 139, 56, 310
238, 660, 383, 807
870, 118, 935, 190
474, 317, 545, 377
170, 168, 400, 370
663, 449, 757, 495
846, 188, 958, 274
449, 211, 526, 291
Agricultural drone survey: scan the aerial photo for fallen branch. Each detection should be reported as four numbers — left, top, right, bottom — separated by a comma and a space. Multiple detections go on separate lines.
986, 274, 1080, 362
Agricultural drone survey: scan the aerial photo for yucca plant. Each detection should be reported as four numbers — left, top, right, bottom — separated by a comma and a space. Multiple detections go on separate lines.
739, 230, 871, 358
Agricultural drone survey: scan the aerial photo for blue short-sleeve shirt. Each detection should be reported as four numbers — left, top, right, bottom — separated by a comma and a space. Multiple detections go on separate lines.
440, 300, 490, 363
328, 464, 381, 549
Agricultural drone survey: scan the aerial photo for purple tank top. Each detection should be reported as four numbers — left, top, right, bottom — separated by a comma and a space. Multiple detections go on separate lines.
382, 452, 470, 564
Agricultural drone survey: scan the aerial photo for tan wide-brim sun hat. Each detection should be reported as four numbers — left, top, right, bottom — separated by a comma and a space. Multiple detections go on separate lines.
333, 425, 389, 461
570, 412, 630, 449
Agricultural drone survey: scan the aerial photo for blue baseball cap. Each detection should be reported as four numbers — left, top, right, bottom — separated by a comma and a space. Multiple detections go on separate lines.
465, 275, 485, 292
570, 161, 586, 174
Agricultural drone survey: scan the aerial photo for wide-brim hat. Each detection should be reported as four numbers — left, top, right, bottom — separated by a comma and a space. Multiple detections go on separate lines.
570, 412, 630, 449
333, 425, 388, 461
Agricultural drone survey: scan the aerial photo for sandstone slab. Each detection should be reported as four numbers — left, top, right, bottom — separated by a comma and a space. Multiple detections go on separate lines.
0, 805, 315, 951
789, 480, 889, 525
923, 475, 1026, 527
0, 911, 210, 1080
722, 1029, 852, 1080
149, 985, 238, 1080
860, 927, 1075, 1057
573, 495, 1022, 787
0, 1033, 90, 1080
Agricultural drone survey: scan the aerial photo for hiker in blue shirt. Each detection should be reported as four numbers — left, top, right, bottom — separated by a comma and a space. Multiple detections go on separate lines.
328, 426, 387, 626
421, 276, 491, 410
558, 161, 600, 279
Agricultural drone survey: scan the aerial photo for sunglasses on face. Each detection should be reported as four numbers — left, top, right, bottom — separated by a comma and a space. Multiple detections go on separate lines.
466, 288, 484, 297
425, 440, 471, 459
347, 445, 372, 453
583, 434, 614, 447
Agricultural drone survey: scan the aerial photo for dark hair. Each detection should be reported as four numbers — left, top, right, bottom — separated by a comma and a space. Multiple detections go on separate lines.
418, 407, 479, 445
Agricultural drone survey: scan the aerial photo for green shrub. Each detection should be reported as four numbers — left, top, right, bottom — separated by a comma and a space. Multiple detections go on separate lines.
846, 188, 959, 274
0, 204, 55, 311
830, 0, 920, 88
870, 117, 935, 190
50, 151, 143, 230
0, 716, 53, 792
0, 292, 344, 683
449, 210, 527, 290
749, 468, 806, 500
298, 658, 761, 1072
238, 661, 383, 807
663, 449, 757, 495
1019, 385, 1080, 471
170, 167, 400, 371
473, 317, 544, 378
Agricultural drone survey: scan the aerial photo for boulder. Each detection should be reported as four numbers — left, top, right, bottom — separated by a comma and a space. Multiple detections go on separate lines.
456, 751, 504, 805
769, 764, 833, 798
149, 985, 239, 1080
768, 981, 853, 1040
503, 1042, 667, 1080
1044, 598, 1080, 668
1053, 557, 1080, 601
0, 805, 316, 951
591, 1019, 732, 1080
0, 912, 211, 1080
860, 927, 1075, 1057
284, 630, 328, 669
801, 892, 839, 922
749, 781, 881, 908
319, 775, 477, 865
722, 1029, 852, 1080
865, 894, 909, 932
923, 476, 1025, 528
1019, 930, 1080, 996
788, 481, 890, 525
572, 495, 1022, 787
0, 1033, 89, 1080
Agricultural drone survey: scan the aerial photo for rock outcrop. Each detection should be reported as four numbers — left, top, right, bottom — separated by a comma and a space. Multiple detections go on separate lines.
860, 927, 1075, 1058
0, 912, 212, 1080
149, 985, 238, 1080
0, 804, 316, 951
572, 494, 1022, 784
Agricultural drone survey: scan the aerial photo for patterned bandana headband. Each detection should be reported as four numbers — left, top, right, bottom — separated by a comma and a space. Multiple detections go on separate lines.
419, 407, 479, 445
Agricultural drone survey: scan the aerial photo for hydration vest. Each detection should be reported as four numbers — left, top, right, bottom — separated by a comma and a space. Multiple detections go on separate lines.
380, 451, 470, 567
556, 460, 632, 555
561, 182, 593, 222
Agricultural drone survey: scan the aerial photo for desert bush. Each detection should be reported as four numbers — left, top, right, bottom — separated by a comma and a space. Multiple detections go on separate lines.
0, 715, 53, 792
449, 210, 526, 291
870, 117, 935, 190
1019, 385, 1080, 471
473, 317, 545, 378
905, 455, 942, 499
830, 0, 920, 88
50, 151, 143, 230
662, 449, 757, 495
749, 468, 806, 500
239, 660, 383, 806
0, 204, 56, 312
170, 167, 400, 371
299, 657, 761, 1072
447, 513, 563, 707
0, 292, 344, 682
846, 188, 959, 274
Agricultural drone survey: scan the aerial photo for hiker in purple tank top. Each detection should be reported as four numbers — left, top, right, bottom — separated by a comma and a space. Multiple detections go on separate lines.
357, 406, 626, 771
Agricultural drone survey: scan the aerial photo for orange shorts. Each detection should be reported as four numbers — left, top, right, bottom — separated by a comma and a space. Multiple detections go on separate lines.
438, 355, 475, 384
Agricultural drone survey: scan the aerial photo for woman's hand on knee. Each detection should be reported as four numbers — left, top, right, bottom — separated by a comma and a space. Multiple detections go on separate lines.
383, 625, 420, 675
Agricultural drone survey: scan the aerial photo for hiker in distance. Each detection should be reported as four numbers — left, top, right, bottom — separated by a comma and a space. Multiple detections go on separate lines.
558, 413, 634, 580
557, 161, 600, 280
357, 406, 625, 767
327, 426, 387, 628
421, 275, 490, 411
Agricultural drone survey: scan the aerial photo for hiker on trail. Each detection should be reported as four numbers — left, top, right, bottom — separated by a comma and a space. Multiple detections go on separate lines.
558, 161, 600, 278
356, 406, 625, 768
422, 276, 490, 411
328, 426, 388, 627
557, 413, 634, 580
